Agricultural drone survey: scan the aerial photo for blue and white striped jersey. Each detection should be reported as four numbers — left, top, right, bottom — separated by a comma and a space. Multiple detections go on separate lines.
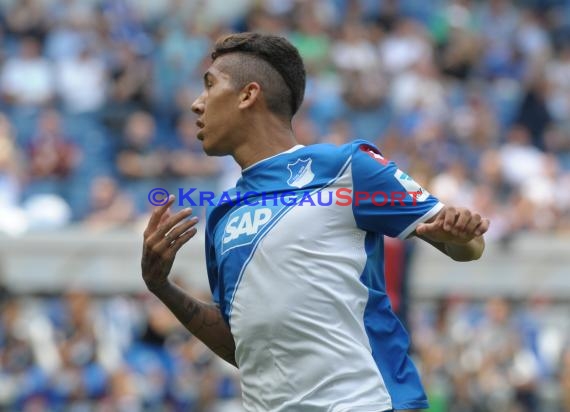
205, 140, 443, 412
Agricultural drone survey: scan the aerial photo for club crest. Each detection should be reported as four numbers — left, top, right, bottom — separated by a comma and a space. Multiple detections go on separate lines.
287, 158, 315, 188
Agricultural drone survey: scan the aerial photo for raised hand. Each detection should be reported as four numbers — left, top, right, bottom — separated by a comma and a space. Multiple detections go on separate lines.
141, 195, 199, 291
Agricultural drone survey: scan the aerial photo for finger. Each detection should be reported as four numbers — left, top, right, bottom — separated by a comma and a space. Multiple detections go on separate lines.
464, 213, 482, 235
159, 208, 172, 227
435, 209, 446, 222
154, 208, 194, 243
146, 195, 175, 234
169, 227, 199, 253
415, 219, 442, 236
167, 216, 199, 241
443, 207, 458, 232
474, 218, 490, 236
415, 223, 427, 236
454, 209, 472, 233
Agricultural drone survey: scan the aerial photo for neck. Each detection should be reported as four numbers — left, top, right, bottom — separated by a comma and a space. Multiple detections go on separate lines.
233, 114, 298, 170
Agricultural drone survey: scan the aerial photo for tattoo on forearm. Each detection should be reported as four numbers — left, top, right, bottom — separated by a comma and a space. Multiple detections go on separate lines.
153, 283, 237, 366
197, 305, 236, 365
182, 295, 202, 323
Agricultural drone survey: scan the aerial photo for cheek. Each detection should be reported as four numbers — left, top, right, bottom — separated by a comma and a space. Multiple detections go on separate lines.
210, 89, 236, 116
211, 110, 235, 135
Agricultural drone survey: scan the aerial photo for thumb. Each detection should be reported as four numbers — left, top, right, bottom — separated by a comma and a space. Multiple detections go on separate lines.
416, 220, 440, 235
415, 223, 428, 235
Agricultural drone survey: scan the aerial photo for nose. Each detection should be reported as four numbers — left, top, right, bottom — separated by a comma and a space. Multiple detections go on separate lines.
191, 92, 205, 115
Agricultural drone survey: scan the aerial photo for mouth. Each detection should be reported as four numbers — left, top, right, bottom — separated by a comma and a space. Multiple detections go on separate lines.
196, 120, 205, 140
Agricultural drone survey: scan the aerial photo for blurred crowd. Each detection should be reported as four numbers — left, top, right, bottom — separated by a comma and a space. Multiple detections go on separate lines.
3, 286, 570, 412
0, 0, 568, 236
0, 285, 244, 411
413, 296, 570, 412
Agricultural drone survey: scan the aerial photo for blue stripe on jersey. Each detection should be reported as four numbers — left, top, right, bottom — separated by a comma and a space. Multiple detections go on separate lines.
360, 231, 429, 410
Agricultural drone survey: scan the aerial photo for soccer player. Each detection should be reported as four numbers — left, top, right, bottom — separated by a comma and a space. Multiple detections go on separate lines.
141, 33, 489, 412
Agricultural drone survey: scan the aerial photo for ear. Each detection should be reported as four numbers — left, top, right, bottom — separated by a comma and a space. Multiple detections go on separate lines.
238, 82, 261, 110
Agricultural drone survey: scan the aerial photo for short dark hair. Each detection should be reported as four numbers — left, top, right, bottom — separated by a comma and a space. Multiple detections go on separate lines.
211, 32, 306, 119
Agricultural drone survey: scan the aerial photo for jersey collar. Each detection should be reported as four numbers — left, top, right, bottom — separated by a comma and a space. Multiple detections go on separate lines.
242, 144, 305, 174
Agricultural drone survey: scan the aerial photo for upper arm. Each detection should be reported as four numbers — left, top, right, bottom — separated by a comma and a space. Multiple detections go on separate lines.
351, 142, 444, 238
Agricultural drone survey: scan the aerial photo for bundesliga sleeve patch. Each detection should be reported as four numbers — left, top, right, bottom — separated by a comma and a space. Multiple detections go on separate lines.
359, 144, 388, 166
394, 169, 430, 202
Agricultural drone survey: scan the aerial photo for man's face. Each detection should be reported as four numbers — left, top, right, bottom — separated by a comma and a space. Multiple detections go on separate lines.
191, 58, 242, 156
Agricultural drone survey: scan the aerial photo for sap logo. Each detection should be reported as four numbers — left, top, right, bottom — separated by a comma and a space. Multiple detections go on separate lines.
394, 169, 430, 202
222, 208, 273, 251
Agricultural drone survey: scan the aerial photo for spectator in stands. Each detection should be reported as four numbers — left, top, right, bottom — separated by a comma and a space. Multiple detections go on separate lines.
102, 42, 153, 136
116, 111, 165, 213
449, 93, 500, 156
0, 297, 47, 408
4, 0, 49, 42
431, 160, 476, 207
24, 109, 79, 204
83, 175, 135, 230
55, 45, 107, 114
109, 43, 153, 112
116, 111, 165, 181
438, 2, 481, 81
0, 36, 54, 108
499, 124, 545, 187
44, 14, 93, 62
289, 3, 332, 75
379, 18, 432, 76
48, 290, 107, 407
515, 75, 552, 150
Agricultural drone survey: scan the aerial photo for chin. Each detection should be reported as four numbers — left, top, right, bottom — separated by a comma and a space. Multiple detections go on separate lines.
202, 145, 217, 156
200, 131, 232, 156
201, 140, 224, 157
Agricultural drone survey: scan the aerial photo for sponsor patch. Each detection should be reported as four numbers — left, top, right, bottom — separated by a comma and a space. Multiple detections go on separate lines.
394, 169, 430, 202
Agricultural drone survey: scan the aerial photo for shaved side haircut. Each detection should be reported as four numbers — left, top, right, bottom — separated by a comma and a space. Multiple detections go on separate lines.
211, 32, 306, 120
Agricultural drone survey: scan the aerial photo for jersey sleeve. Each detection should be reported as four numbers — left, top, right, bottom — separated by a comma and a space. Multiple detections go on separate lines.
350, 141, 444, 239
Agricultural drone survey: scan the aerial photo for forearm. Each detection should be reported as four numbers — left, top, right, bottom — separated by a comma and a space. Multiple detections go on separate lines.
445, 235, 485, 261
418, 234, 485, 262
149, 281, 237, 366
